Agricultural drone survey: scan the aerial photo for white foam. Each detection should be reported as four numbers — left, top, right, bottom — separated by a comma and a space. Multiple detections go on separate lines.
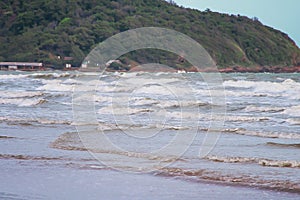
0, 116, 70, 125
130, 98, 159, 106
133, 85, 174, 96
37, 119, 71, 125
0, 91, 43, 98
30, 72, 74, 78
224, 79, 300, 99
205, 155, 256, 163
286, 118, 300, 125
40, 79, 62, 84
282, 105, 300, 117
259, 159, 300, 168
225, 115, 269, 122
62, 79, 79, 84
0, 98, 46, 107
98, 105, 154, 115
157, 100, 208, 109
122, 77, 181, 85
206, 155, 300, 168
167, 111, 200, 119
0, 74, 28, 79
227, 129, 300, 139
225, 90, 279, 97
224, 80, 256, 89
37, 82, 74, 92
245, 105, 284, 113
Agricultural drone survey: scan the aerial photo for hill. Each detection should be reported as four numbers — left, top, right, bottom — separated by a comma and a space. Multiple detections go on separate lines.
1, 0, 300, 70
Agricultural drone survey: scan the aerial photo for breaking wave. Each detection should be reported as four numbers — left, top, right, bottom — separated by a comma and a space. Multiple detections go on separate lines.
50, 132, 186, 163
266, 142, 300, 149
222, 128, 300, 139
156, 167, 300, 193
244, 105, 285, 113
0, 72, 77, 80
282, 105, 300, 117
0, 91, 44, 98
224, 79, 300, 101
0, 74, 28, 79
29, 72, 76, 79
205, 155, 300, 168
0, 98, 47, 107
286, 118, 300, 125
37, 82, 74, 92
0, 116, 71, 126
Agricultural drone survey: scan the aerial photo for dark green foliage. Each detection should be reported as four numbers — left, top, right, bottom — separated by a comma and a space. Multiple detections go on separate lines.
0, 0, 300, 68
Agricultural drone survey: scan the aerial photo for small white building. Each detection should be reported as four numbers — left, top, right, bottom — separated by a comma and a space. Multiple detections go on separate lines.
8, 65, 18, 70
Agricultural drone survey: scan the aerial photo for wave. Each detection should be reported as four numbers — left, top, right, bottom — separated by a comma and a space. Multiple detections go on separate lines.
0, 154, 64, 161
0, 72, 77, 80
157, 167, 300, 193
157, 100, 211, 109
37, 82, 75, 92
259, 159, 300, 168
224, 79, 300, 100
0, 116, 71, 126
0, 154, 95, 163
72, 120, 190, 131
205, 155, 257, 164
222, 128, 300, 139
0, 74, 28, 79
244, 105, 285, 113
129, 97, 159, 106
266, 142, 300, 149
95, 97, 210, 111
224, 79, 300, 90
29, 72, 80, 79
121, 76, 182, 85
38, 79, 109, 92
50, 132, 186, 163
98, 105, 154, 116
282, 105, 300, 117
0, 91, 44, 98
286, 118, 300, 125
0, 135, 15, 139
205, 155, 300, 168
225, 90, 279, 98
0, 98, 46, 107
225, 115, 269, 122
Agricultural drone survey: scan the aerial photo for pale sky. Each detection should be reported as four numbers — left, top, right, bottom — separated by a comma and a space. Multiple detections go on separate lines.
174, 0, 300, 47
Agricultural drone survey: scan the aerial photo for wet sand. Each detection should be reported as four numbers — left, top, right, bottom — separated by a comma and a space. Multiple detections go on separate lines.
0, 125, 299, 200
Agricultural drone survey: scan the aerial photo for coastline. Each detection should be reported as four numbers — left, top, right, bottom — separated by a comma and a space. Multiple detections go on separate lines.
80, 65, 300, 73
218, 65, 300, 73
1, 64, 300, 73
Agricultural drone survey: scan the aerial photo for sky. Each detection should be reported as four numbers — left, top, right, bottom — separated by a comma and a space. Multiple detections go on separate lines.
174, 0, 300, 47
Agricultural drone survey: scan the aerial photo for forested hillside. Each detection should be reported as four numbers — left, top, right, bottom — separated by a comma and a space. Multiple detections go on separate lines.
1, 0, 300, 69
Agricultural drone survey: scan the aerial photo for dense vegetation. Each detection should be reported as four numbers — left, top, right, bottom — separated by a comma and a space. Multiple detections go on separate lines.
1, 0, 300, 69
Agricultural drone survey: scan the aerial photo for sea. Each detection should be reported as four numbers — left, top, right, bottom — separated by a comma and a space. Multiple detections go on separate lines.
0, 70, 299, 199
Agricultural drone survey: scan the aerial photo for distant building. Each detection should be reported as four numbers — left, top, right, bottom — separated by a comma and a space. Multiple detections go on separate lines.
8, 65, 18, 70
0, 62, 44, 70
65, 64, 72, 68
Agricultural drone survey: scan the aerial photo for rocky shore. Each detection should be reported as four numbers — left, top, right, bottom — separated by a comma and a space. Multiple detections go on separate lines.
217, 65, 300, 73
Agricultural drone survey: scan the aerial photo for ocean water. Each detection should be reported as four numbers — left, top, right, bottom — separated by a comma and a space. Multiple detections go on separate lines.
0, 70, 299, 199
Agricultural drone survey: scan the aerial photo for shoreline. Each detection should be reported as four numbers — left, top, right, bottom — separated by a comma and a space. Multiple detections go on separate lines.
217, 65, 300, 73
1, 65, 300, 73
